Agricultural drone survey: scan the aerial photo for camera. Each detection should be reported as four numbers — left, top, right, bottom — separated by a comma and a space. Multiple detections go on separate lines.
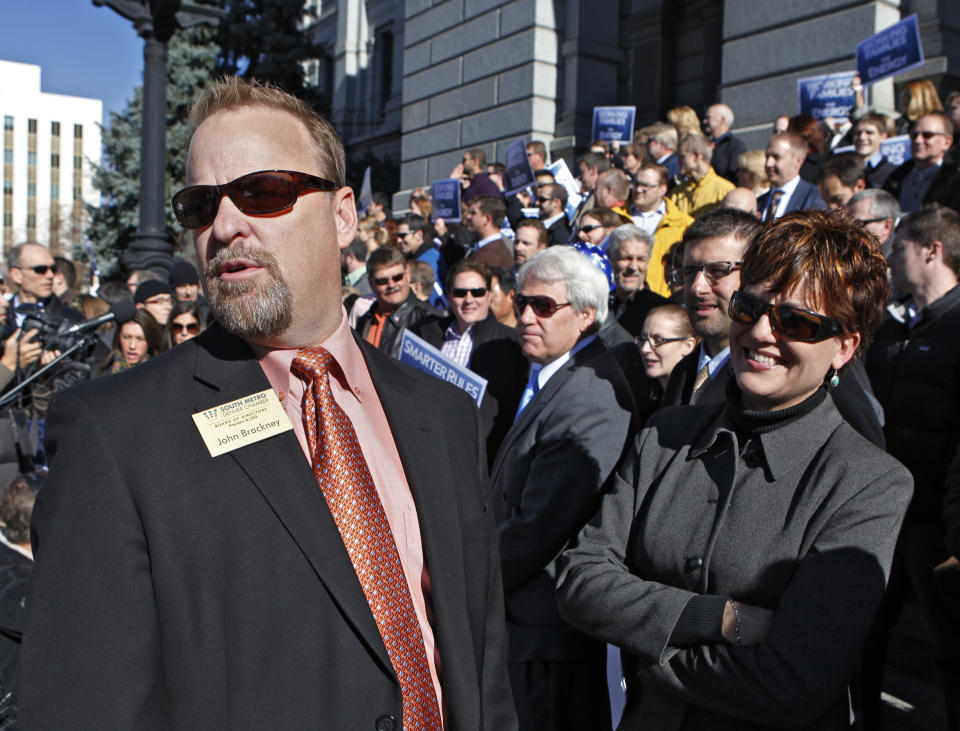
17, 304, 88, 353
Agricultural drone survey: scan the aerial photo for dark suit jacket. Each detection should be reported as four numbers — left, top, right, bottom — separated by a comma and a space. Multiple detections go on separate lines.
711, 133, 747, 184
415, 313, 527, 468
864, 157, 897, 189
659, 153, 680, 185
469, 238, 514, 270
758, 179, 827, 220
490, 337, 636, 663
882, 158, 960, 214
20, 324, 517, 730
545, 216, 571, 247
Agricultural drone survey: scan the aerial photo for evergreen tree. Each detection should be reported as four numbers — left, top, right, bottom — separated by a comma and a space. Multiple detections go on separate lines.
216, 0, 321, 107
85, 25, 219, 274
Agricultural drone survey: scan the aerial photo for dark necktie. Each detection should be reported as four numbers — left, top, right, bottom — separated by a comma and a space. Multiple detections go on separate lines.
292, 347, 442, 729
765, 189, 784, 221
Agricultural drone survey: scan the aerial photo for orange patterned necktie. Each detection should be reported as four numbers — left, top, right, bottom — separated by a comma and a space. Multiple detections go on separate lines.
292, 346, 442, 730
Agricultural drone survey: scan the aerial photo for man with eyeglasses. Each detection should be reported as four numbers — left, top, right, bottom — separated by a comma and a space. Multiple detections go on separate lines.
847, 189, 901, 259
396, 213, 444, 286
4, 242, 81, 335
415, 260, 525, 466
20, 76, 517, 731
884, 112, 960, 214
663, 209, 759, 406
536, 183, 570, 246
490, 245, 635, 730
356, 245, 438, 359
630, 162, 693, 297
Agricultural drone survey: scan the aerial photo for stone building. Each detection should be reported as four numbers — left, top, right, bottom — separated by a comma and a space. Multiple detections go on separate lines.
305, 0, 959, 210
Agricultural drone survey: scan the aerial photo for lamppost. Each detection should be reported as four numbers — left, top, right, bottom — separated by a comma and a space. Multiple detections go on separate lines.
93, 0, 224, 273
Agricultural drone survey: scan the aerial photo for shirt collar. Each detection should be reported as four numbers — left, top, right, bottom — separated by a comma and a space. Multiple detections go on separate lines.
697, 342, 730, 378
776, 175, 802, 197
535, 334, 596, 390
542, 212, 564, 228
253, 306, 365, 404
866, 151, 884, 168
476, 233, 501, 249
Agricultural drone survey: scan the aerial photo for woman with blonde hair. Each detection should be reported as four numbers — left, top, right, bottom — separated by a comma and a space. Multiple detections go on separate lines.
667, 106, 703, 141
357, 216, 388, 255
736, 150, 769, 198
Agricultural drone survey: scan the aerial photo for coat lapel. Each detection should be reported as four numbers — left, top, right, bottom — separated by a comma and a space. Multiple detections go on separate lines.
190, 326, 393, 676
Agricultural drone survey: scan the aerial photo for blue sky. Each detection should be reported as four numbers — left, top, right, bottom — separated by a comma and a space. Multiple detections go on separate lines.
1, 0, 146, 126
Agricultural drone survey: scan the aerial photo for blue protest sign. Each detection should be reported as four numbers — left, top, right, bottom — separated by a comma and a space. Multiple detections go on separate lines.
431, 179, 462, 222
504, 137, 536, 195
856, 14, 924, 85
881, 134, 911, 166
797, 72, 857, 120
591, 106, 636, 143
399, 330, 488, 406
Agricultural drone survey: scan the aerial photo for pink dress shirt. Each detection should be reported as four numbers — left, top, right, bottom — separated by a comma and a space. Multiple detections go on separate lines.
254, 309, 444, 723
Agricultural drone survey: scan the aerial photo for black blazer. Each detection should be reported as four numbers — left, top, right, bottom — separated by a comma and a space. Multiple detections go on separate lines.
883, 158, 960, 214
758, 179, 827, 220
20, 324, 517, 730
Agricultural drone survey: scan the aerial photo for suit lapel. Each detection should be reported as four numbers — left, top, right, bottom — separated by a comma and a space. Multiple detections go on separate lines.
359, 338, 481, 719
191, 327, 393, 676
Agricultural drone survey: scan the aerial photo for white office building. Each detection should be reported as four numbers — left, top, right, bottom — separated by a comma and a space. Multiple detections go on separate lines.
0, 59, 102, 258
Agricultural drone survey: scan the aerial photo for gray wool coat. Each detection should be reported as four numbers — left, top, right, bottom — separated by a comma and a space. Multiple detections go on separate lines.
557, 394, 913, 730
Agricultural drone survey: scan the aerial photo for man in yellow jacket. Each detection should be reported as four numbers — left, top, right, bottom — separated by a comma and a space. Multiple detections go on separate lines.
632, 162, 694, 297
668, 134, 734, 220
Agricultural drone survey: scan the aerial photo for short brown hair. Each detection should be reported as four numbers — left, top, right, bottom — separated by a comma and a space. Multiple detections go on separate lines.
580, 207, 622, 229
189, 76, 346, 187
896, 205, 960, 276
367, 244, 406, 275
740, 210, 889, 361
446, 258, 492, 293
470, 195, 506, 226
636, 162, 668, 187
515, 218, 548, 244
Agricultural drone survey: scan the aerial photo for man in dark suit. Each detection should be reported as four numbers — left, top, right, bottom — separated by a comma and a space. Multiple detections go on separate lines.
537, 183, 571, 246
491, 246, 636, 730
20, 76, 516, 731
853, 112, 898, 188
883, 113, 960, 215
759, 132, 827, 221
703, 103, 747, 184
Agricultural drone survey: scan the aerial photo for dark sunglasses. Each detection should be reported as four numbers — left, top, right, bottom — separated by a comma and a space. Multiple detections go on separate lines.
909, 130, 948, 140
172, 321, 200, 334
451, 287, 487, 298
728, 290, 844, 343
15, 264, 56, 275
536, 197, 555, 204
171, 169, 338, 228
669, 261, 741, 286
637, 333, 690, 349
578, 224, 603, 234
374, 272, 405, 286
514, 294, 571, 318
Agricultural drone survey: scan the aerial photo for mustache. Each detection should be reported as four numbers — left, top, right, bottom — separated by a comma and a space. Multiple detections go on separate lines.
204, 245, 281, 278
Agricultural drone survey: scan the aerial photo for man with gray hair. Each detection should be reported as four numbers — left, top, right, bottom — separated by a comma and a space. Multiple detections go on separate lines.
607, 225, 670, 335
668, 134, 735, 219
491, 246, 636, 730
645, 122, 680, 182
703, 103, 747, 183
847, 188, 902, 259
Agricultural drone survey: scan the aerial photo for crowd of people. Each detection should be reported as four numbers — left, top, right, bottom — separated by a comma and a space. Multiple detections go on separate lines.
1, 73, 960, 729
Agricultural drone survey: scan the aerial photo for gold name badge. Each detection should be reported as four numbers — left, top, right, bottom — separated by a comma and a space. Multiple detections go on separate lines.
192, 388, 294, 457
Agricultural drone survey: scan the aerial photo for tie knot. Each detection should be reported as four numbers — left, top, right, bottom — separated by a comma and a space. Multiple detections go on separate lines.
291, 346, 334, 382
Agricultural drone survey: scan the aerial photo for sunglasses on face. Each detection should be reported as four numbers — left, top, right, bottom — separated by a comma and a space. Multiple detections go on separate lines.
669, 261, 741, 286
451, 287, 487, 298
15, 264, 56, 275
536, 197, 555, 204
637, 333, 690, 349
172, 321, 200, 334
728, 289, 844, 343
171, 169, 338, 228
909, 130, 948, 140
514, 294, 571, 318
578, 224, 603, 234
374, 272, 405, 286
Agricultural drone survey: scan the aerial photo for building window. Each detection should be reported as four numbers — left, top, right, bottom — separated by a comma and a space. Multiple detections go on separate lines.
3, 150, 11, 164
3, 213, 11, 227
74, 124, 83, 139
51, 184, 59, 198
26, 213, 35, 228
28, 119, 37, 134
27, 182, 36, 197
27, 151, 36, 166
2, 117, 11, 131
51, 153, 59, 167
51, 121, 60, 136
3, 181, 11, 195
73, 186, 82, 201
74, 155, 82, 169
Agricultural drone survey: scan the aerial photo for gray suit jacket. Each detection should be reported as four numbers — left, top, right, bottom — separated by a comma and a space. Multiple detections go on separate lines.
557, 395, 912, 730
490, 337, 636, 661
